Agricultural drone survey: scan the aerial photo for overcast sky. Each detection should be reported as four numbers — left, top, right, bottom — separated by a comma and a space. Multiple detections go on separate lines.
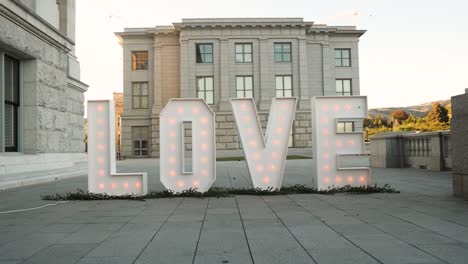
76, 0, 468, 109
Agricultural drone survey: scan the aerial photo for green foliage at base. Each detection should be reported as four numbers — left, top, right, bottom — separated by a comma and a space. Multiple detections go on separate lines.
41, 184, 399, 201
216, 155, 311, 162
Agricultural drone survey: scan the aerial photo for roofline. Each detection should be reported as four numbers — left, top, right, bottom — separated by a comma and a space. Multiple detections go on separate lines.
114, 18, 366, 38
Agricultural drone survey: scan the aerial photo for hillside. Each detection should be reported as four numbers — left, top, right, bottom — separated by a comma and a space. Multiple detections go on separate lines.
368, 99, 451, 119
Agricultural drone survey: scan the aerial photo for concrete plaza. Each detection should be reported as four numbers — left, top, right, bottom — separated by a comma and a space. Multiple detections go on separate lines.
0, 159, 468, 264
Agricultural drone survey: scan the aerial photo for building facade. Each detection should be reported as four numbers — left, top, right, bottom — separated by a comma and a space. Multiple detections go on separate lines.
113, 92, 123, 158
115, 18, 365, 158
0, 0, 88, 186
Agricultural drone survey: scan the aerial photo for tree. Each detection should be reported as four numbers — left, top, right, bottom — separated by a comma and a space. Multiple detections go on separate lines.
390, 110, 409, 127
427, 102, 449, 124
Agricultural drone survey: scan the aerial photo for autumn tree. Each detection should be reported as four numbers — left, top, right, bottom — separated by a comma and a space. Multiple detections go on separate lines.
390, 110, 409, 127
427, 102, 449, 123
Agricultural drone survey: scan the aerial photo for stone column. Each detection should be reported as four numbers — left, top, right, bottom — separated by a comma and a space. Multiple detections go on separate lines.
152, 42, 163, 114
218, 38, 231, 111
179, 38, 192, 98
298, 38, 310, 110
57, 0, 75, 43
322, 43, 336, 95
0, 52, 4, 151
429, 133, 442, 171
259, 38, 273, 111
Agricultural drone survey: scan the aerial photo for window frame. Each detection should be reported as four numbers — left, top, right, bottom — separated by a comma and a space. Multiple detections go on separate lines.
196, 76, 214, 104
196, 43, 213, 64
131, 51, 148, 70
2, 54, 20, 152
131, 126, 149, 156
275, 75, 293, 97
274, 42, 292, 62
337, 121, 355, 133
235, 43, 253, 63
335, 118, 364, 134
335, 79, 352, 96
236, 75, 254, 98
131, 82, 149, 109
335, 48, 351, 67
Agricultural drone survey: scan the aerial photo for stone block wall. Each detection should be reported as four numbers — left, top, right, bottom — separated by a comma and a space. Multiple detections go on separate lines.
451, 89, 468, 199
149, 110, 312, 158
0, 4, 86, 154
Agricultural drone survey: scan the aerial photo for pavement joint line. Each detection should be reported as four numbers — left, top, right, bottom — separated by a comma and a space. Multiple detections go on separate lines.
310, 195, 451, 264
234, 195, 255, 264
287, 195, 384, 264
226, 166, 234, 188
191, 197, 210, 264
70, 202, 149, 264
363, 195, 468, 243
0, 201, 69, 214
400, 205, 468, 229
260, 195, 319, 264
378, 206, 468, 245
131, 198, 185, 264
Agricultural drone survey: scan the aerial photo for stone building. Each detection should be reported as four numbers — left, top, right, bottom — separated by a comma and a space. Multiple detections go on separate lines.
0, 0, 88, 188
113, 92, 123, 158
115, 18, 365, 158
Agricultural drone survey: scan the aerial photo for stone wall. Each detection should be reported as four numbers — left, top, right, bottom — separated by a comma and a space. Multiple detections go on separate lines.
0, 1, 88, 189
451, 89, 468, 199
370, 131, 451, 171
1, 6, 87, 153
148, 110, 312, 158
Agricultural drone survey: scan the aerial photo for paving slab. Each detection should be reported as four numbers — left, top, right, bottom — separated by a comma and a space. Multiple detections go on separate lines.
0, 160, 467, 264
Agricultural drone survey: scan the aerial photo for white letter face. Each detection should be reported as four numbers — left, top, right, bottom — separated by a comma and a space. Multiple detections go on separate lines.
159, 99, 216, 193
231, 98, 297, 190
87, 101, 147, 195
311, 96, 370, 190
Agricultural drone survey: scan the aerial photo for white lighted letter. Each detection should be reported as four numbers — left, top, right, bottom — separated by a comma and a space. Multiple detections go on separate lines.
311, 96, 371, 190
87, 100, 148, 195
231, 98, 297, 190
159, 99, 216, 192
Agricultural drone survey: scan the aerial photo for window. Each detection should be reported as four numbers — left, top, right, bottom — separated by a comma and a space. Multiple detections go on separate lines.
236, 76, 253, 98
132, 82, 149, 109
235, 43, 252, 63
336, 79, 352, 96
196, 44, 213, 63
335, 49, 351, 67
132, 126, 149, 156
131, 51, 148, 70
275, 76, 293, 97
337, 121, 355, 133
3, 55, 20, 152
274, 43, 291, 62
197, 77, 214, 104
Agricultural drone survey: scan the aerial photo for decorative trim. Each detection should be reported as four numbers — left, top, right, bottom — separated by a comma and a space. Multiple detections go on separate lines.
67, 77, 88, 93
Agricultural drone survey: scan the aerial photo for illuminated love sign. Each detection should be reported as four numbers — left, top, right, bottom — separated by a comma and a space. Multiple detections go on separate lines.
311, 96, 370, 190
88, 100, 148, 195
231, 98, 297, 190
159, 99, 216, 193
87, 96, 370, 195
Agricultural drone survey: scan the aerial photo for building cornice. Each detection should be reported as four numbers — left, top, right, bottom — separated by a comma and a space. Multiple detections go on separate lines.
173, 18, 314, 29
0, 1, 74, 53
67, 76, 89, 93
308, 25, 366, 37
114, 18, 366, 40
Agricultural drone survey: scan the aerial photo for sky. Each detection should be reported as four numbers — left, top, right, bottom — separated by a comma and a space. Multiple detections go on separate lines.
76, 0, 468, 109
